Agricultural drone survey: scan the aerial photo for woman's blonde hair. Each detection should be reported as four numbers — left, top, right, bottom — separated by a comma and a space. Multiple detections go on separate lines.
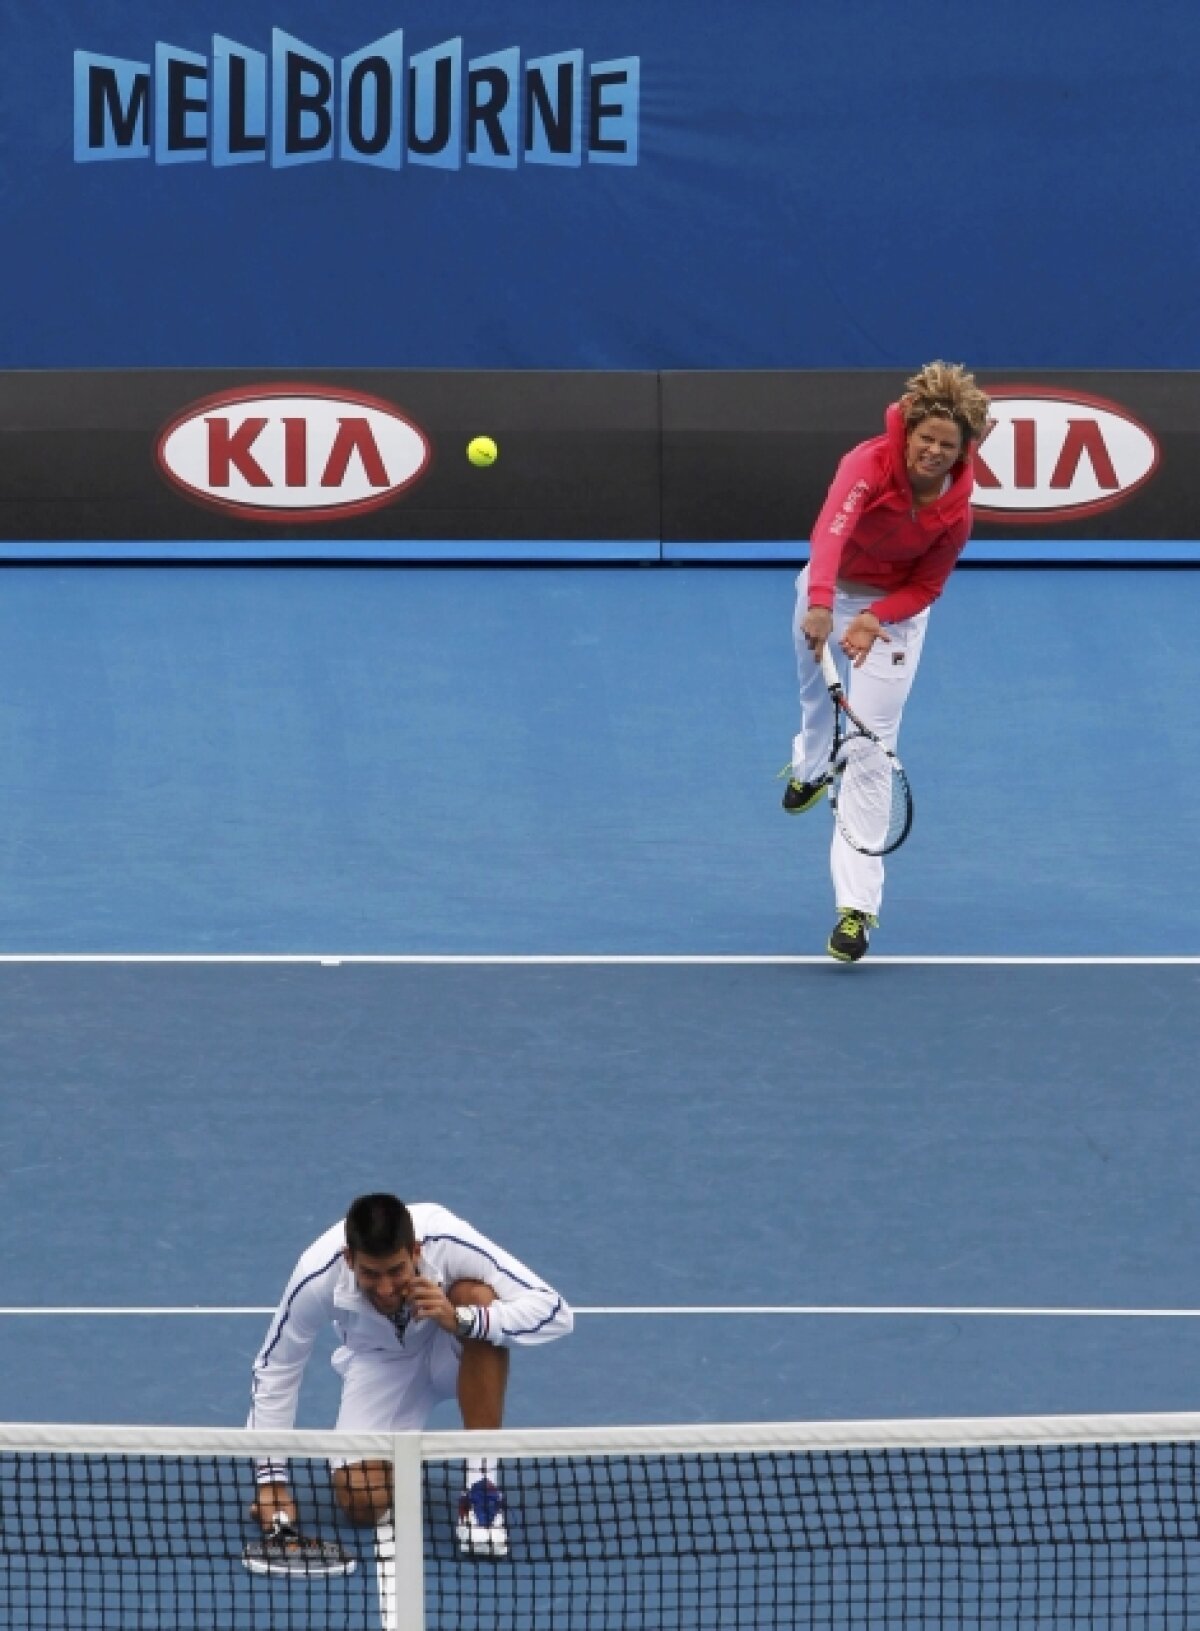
900, 360, 990, 445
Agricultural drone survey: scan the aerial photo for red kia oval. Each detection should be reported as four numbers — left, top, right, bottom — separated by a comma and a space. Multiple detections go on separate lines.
156, 383, 432, 523
972, 386, 1159, 525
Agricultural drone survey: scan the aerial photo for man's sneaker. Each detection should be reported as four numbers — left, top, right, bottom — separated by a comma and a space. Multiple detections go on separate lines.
781, 776, 828, 814
456, 1478, 509, 1558
827, 908, 876, 963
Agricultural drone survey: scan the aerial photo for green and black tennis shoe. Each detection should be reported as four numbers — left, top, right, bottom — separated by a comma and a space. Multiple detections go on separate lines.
827, 908, 876, 963
781, 776, 828, 813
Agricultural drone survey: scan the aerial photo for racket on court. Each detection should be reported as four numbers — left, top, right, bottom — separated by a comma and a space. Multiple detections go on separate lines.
819, 642, 914, 856
242, 1513, 357, 1578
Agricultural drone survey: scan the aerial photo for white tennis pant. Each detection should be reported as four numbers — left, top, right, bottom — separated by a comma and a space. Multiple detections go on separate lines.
791, 568, 928, 919
333, 1332, 461, 1436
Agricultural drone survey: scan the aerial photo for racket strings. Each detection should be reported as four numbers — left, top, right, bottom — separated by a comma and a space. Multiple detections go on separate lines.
833, 733, 912, 855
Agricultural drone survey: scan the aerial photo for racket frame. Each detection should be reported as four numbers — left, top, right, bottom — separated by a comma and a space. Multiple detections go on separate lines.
818, 642, 914, 856
241, 1514, 358, 1578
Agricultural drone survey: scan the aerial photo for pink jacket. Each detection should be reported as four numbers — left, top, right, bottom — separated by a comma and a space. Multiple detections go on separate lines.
806, 403, 975, 623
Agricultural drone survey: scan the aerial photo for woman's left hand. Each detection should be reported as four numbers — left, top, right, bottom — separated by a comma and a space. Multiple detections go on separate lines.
839, 611, 890, 667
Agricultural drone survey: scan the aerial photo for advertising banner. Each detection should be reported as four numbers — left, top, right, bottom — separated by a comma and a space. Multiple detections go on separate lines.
3, 4, 1197, 373
0, 369, 1194, 561
661, 372, 1197, 564
0, 370, 660, 559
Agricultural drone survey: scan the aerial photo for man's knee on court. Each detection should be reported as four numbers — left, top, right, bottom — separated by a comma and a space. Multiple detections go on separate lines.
333, 1460, 392, 1526
447, 1279, 497, 1321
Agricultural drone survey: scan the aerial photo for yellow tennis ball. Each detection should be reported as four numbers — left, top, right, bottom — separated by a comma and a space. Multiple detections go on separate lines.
467, 436, 498, 468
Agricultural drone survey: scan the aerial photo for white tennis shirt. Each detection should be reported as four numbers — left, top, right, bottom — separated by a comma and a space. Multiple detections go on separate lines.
248, 1202, 573, 1433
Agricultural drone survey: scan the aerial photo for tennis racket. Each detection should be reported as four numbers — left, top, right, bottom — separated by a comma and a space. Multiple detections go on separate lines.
242, 1513, 357, 1578
819, 642, 914, 856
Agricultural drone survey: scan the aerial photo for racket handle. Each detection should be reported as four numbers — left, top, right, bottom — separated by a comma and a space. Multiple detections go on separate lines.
819, 641, 843, 695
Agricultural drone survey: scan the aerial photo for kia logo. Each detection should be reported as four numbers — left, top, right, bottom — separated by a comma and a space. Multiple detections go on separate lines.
156, 385, 431, 522
972, 387, 1159, 524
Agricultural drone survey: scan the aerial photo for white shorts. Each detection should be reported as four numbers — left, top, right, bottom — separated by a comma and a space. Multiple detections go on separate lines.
331, 1333, 462, 1463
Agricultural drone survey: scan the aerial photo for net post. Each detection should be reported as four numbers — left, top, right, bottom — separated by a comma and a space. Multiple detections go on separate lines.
388, 1429, 425, 1631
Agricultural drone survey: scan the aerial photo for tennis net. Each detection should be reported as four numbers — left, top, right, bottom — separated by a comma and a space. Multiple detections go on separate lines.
5, 1412, 1200, 1628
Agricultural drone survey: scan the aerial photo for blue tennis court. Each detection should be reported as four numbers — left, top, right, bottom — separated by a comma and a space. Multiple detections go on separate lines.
0, 565, 1196, 953
4, 954, 1200, 1432
2, 564, 1199, 1446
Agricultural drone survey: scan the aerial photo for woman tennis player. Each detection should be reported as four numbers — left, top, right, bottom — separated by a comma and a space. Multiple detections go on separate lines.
783, 361, 991, 962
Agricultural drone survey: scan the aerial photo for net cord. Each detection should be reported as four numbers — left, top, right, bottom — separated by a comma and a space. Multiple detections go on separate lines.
419, 1410, 1200, 1461
7, 1411, 1200, 1462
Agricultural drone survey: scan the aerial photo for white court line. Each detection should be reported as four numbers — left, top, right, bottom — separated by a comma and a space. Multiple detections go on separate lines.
4, 1305, 1200, 1318
0, 955, 1197, 966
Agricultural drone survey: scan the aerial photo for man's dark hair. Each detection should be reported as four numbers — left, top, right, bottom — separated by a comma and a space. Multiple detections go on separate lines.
345, 1193, 417, 1258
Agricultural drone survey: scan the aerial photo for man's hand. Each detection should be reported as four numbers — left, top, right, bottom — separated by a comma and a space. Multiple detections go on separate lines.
251, 1482, 297, 1532
405, 1274, 458, 1333
801, 605, 833, 659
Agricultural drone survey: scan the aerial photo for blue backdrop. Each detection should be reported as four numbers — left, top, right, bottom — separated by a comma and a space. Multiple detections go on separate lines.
3, 1, 1196, 370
